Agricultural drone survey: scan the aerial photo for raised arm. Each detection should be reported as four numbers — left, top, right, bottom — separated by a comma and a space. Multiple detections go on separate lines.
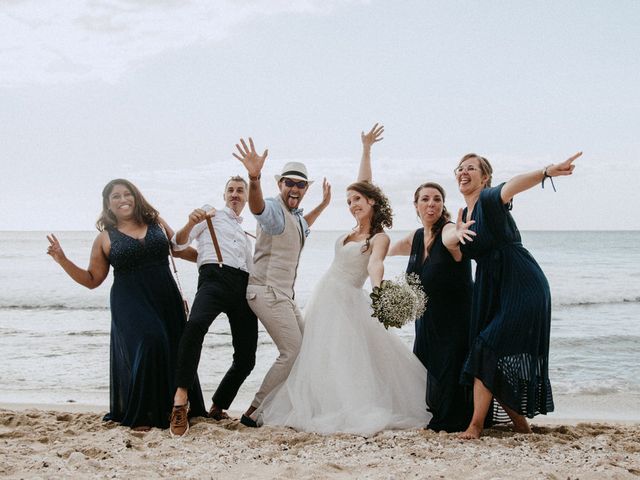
367, 233, 390, 288
304, 177, 332, 228
500, 152, 582, 204
233, 137, 269, 215
173, 209, 209, 246
47, 232, 110, 289
387, 230, 415, 256
357, 123, 384, 183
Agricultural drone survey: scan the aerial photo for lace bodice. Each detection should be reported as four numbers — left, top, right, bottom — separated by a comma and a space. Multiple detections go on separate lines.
325, 234, 371, 288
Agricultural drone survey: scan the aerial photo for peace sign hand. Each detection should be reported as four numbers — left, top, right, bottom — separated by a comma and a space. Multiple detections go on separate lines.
46, 234, 67, 264
548, 151, 582, 177
455, 208, 476, 245
361, 123, 384, 148
232, 137, 268, 178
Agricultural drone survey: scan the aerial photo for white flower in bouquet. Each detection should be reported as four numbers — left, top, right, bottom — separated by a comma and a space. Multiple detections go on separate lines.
370, 273, 427, 329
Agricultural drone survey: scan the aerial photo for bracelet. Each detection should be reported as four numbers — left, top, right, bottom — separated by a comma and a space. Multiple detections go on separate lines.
541, 164, 556, 192
249, 173, 261, 181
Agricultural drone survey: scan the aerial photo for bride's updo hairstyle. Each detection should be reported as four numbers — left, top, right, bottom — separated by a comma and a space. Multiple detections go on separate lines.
346, 181, 393, 253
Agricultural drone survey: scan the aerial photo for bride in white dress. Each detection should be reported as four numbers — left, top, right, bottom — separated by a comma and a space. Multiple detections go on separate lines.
255, 124, 430, 436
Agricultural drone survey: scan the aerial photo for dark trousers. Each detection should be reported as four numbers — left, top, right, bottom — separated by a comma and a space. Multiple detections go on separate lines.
175, 264, 258, 410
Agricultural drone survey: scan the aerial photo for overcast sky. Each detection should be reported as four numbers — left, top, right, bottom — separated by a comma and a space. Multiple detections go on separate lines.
1, 0, 638, 232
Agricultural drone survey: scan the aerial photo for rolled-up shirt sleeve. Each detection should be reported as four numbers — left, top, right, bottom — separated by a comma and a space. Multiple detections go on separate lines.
254, 198, 286, 235
171, 221, 207, 251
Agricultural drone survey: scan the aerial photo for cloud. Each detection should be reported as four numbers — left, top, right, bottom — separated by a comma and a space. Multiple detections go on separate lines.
0, 0, 364, 86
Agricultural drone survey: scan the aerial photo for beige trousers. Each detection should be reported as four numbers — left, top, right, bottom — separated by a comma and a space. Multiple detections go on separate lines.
246, 284, 304, 409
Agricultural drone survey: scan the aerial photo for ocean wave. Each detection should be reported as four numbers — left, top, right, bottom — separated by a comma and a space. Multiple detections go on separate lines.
555, 296, 640, 307
552, 335, 640, 348
67, 331, 109, 337
0, 304, 109, 311
552, 380, 640, 396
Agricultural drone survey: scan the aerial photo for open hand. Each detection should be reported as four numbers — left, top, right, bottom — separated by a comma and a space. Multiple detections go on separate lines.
455, 209, 476, 245
232, 137, 268, 178
361, 123, 384, 148
548, 151, 582, 177
321, 177, 332, 207
46, 234, 66, 264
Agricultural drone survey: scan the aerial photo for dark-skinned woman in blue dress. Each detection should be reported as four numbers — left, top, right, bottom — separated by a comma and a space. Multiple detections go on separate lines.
444, 152, 582, 439
47, 179, 206, 430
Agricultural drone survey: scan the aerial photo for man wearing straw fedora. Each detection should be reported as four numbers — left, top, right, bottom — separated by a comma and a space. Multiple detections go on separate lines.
233, 137, 331, 427
169, 175, 257, 437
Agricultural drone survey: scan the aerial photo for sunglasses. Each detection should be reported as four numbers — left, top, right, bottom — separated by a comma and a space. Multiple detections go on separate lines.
282, 178, 308, 189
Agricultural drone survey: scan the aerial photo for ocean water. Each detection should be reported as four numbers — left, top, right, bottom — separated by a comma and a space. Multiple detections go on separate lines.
1, 230, 639, 420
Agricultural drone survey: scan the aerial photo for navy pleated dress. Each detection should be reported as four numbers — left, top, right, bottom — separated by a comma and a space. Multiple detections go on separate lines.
407, 227, 474, 432
460, 184, 554, 420
105, 222, 206, 428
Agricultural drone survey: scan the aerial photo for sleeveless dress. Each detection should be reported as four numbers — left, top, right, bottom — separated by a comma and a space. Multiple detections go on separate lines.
406, 227, 474, 432
460, 184, 554, 420
258, 233, 430, 436
105, 223, 206, 428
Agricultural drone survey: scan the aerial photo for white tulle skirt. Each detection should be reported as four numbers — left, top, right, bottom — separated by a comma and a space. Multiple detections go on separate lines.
257, 269, 430, 436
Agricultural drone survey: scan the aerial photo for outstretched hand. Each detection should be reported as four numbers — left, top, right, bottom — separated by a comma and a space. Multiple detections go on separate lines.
321, 177, 332, 207
361, 123, 384, 148
232, 137, 268, 178
455, 209, 476, 245
46, 234, 66, 264
548, 151, 582, 177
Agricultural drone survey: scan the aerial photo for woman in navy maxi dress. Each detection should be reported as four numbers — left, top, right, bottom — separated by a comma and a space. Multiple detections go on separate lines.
47, 179, 206, 429
390, 182, 473, 432
448, 152, 581, 439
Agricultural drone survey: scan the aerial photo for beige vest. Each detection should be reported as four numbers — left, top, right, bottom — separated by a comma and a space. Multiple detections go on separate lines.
249, 195, 305, 298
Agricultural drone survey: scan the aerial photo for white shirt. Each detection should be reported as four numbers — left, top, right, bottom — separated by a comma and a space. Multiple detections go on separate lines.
172, 206, 253, 273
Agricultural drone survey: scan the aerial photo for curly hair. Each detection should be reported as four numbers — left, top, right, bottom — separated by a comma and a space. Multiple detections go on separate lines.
96, 179, 159, 231
346, 181, 393, 253
457, 153, 494, 188
413, 182, 451, 254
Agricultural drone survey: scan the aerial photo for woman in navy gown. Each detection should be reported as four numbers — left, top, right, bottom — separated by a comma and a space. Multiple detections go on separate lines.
389, 182, 474, 432
446, 152, 581, 439
47, 179, 206, 430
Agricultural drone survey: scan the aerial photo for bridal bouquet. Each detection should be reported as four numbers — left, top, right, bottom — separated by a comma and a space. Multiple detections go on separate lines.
370, 273, 427, 329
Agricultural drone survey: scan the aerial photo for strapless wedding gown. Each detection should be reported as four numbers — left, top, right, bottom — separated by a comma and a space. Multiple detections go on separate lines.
257, 234, 430, 436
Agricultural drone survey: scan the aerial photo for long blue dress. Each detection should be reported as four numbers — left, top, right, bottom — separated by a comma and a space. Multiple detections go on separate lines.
460, 184, 554, 420
105, 222, 206, 428
407, 227, 474, 432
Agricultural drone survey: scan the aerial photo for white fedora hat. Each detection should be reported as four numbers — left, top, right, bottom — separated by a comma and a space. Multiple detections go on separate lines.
274, 161, 314, 186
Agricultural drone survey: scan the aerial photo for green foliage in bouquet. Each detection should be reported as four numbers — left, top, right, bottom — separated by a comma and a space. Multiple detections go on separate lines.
370, 273, 427, 329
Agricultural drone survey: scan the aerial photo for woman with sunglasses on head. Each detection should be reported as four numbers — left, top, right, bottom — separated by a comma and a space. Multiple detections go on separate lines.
47, 179, 206, 431
446, 152, 581, 439
388, 182, 474, 432
255, 124, 430, 435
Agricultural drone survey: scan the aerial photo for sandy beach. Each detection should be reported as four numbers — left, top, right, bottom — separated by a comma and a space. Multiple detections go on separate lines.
1, 405, 639, 479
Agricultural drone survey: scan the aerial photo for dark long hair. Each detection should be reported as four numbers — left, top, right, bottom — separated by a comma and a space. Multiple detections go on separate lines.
457, 153, 494, 188
346, 181, 393, 253
413, 182, 450, 254
96, 179, 159, 231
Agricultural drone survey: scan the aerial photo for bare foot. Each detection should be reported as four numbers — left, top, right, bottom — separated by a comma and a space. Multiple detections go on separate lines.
459, 424, 482, 440
132, 425, 151, 432
512, 417, 532, 434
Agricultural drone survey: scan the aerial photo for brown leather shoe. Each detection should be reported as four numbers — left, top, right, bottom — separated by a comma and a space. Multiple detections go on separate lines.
208, 404, 230, 421
169, 402, 190, 437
